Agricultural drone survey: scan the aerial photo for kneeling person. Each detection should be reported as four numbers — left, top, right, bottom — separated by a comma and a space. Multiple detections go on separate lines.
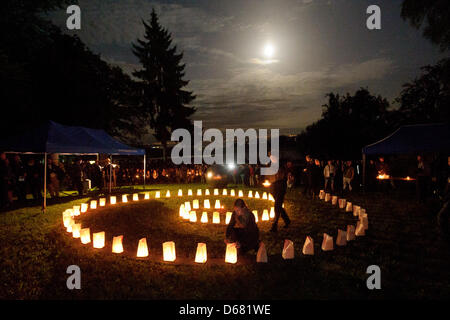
225, 199, 260, 253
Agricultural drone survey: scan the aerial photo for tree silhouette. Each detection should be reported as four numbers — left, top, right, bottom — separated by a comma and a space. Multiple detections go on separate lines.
132, 8, 196, 159
401, 0, 450, 52
296, 88, 392, 159
395, 58, 450, 124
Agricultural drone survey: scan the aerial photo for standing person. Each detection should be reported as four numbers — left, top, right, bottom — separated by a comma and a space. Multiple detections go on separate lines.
47, 158, 60, 198
416, 155, 431, 202
225, 199, 260, 254
26, 159, 42, 201
311, 159, 322, 197
343, 161, 355, 193
270, 168, 291, 232
323, 160, 335, 193
12, 155, 27, 202
249, 165, 255, 187
303, 155, 314, 198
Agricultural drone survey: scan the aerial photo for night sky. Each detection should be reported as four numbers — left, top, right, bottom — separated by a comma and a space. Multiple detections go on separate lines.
50, 0, 444, 142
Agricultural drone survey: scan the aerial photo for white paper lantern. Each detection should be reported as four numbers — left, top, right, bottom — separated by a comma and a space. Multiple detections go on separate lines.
321, 233, 334, 251
99, 198, 106, 206
136, 238, 149, 257
213, 212, 220, 224
252, 210, 259, 223
214, 188, 219, 196
193, 199, 200, 209
195, 243, 207, 263
201, 212, 208, 223
93, 231, 105, 249
214, 199, 221, 209
256, 242, 268, 263
163, 241, 176, 262
90, 200, 97, 209
230, 189, 235, 197
122, 194, 128, 203
302, 236, 314, 255
282, 239, 294, 259
133, 193, 139, 201
112, 235, 123, 253
225, 211, 232, 224
262, 209, 269, 221
189, 211, 197, 222
80, 228, 91, 244
225, 243, 237, 264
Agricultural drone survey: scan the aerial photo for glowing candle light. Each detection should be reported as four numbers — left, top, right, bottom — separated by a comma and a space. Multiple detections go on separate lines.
80, 228, 91, 244
252, 210, 259, 223
222, 189, 228, 196
195, 243, 207, 263
122, 194, 128, 203
166, 190, 171, 198
225, 211, 232, 224
262, 192, 267, 200
155, 191, 161, 198
319, 190, 325, 200
262, 209, 269, 221
201, 212, 208, 223
238, 190, 244, 197
255, 191, 260, 199
214, 189, 219, 196
197, 189, 202, 196
137, 238, 149, 257
66, 219, 74, 232
72, 223, 81, 238
133, 193, 139, 201
80, 203, 88, 213
331, 196, 338, 205
205, 189, 210, 196
225, 243, 237, 264
188, 189, 193, 196
189, 211, 197, 222
214, 199, 221, 209
93, 231, 105, 249
73, 205, 81, 216
268, 194, 274, 202
178, 189, 183, 196
230, 189, 235, 197
193, 199, 199, 209
90, 200, 97, 209
248, 190, 253, 198
262, 180, 271, 187
63, 215, 73, 228
144, 192, 150, 200
179, 204, 185, 217
269, 207, 275, 219
204, 199, 210, 209
339, 198, 346, 209
112, 235, 123, 253
110, 196, 117, 205
185, 201, 191, 212
213, 212, 220, 224
163, 241, 176, 262
98, 198, 105, 207
345, 202, 353, 212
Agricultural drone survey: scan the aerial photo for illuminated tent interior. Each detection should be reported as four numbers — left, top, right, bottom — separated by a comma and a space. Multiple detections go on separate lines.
0, 121, 145, 209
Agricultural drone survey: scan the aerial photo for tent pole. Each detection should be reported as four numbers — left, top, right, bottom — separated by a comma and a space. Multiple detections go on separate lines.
43, 153, 47, 211
109, 154, 112, 194
143, 153, 146, 190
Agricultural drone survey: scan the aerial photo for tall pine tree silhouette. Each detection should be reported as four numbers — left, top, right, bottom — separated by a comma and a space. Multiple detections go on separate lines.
132, 8, 196, 159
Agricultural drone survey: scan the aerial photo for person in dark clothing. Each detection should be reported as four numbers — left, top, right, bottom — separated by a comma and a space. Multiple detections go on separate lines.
225, 198, 260, 254
0, 152, 10, 208
26, 159, 42, 200
12, 155, 27, 202
270, 168, 291, 232
303, 155, 314, 198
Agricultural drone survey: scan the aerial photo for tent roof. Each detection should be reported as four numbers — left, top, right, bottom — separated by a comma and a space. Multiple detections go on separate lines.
362, 123, 450, 155
0, 121, 145, 155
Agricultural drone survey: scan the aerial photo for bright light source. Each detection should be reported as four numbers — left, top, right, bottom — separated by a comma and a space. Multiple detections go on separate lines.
263, 43, 275, 58
207, 172, 213, 178
227, 163, 235, 170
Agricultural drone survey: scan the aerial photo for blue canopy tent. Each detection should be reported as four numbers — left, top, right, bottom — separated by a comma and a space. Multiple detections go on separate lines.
0, 121, 145, 209
361, 123, 450, 186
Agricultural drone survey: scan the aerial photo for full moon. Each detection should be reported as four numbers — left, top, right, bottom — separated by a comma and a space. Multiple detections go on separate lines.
263, 43, 275, 58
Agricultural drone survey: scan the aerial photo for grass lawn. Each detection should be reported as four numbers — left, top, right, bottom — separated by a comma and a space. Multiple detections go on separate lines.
1, 183, 449, 299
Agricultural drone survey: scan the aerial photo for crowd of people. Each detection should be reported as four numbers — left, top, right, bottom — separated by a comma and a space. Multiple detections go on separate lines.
1, 151, 448, 210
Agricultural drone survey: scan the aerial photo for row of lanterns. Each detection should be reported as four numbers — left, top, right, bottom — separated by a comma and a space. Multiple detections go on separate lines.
179, 202, 275, 224
319, 190, 369, 236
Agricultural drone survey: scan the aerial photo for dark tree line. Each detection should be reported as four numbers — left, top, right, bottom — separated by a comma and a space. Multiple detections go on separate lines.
0, 1, 195, 147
